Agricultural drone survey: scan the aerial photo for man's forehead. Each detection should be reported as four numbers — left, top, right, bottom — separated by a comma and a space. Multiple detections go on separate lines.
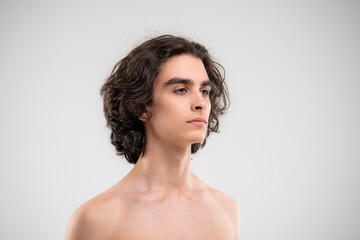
155, 55, 208, 84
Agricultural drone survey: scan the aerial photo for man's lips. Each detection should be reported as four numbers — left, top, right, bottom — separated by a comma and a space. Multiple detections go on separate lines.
187, 118, 207, 125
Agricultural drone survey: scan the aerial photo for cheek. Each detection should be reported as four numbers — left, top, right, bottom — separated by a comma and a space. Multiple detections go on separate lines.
151, 99, 187, 124
159, 101, 187, 120
149, 103, 188, 139
205, 100, 211, 117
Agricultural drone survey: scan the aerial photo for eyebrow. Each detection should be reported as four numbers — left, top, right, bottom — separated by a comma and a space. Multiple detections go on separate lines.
164, 77, 213, 87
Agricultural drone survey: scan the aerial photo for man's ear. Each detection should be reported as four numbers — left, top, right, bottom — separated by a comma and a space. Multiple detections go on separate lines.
138, 112, 148, 121
138, 109, 152, 121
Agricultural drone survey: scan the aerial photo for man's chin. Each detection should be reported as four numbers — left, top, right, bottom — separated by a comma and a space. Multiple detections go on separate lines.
190, 136, 206, 144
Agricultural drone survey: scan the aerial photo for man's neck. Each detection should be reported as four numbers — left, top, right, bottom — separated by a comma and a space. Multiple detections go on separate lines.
123, 138, 199, 195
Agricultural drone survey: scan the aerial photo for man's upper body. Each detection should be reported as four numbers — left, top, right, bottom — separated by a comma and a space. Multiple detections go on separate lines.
65, 36, 240, 239
65, 171, 240, 240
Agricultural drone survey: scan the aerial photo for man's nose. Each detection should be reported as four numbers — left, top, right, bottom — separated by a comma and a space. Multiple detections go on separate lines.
191, 93, 208, 111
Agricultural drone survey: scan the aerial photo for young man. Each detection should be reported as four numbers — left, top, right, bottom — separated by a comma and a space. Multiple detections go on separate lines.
65, 35, 240, 239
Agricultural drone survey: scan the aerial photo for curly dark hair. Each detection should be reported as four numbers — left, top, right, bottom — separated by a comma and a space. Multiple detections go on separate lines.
100, 35, 229, 164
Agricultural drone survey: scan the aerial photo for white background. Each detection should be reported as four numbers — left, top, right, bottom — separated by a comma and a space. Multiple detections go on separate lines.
0, 0, 359, 239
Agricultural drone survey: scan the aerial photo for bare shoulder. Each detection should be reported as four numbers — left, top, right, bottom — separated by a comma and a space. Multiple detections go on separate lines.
207, 187, 241, 238
207, 187, 240, 213
65, 191, 125, 240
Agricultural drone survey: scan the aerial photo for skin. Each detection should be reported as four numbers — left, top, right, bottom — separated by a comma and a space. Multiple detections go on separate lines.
65, 54, 240, 240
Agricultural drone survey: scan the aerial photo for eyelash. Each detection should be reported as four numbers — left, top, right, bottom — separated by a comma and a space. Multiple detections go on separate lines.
174, 88, 210, 96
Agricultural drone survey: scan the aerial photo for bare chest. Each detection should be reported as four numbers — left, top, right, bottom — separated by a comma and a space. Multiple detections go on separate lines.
107, 197, 235, 240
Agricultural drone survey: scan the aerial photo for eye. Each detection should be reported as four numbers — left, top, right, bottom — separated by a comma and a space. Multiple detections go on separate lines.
201, 89, 211, 96
174, 88, 187, 94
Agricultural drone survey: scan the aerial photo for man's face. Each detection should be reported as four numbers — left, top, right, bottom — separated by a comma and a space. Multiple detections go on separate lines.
144, 54, 212, 146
